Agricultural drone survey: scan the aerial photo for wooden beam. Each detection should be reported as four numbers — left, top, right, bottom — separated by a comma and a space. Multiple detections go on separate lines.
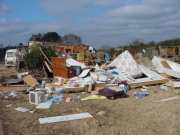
40, 47, 52, 65
129, 78, 168, 89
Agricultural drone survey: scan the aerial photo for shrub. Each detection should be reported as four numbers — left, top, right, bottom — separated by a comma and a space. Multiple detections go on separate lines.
24, 44, 43, 70
24, 44, 58, 70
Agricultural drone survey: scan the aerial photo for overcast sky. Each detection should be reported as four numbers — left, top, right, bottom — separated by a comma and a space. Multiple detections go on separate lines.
0, 0, 180, 47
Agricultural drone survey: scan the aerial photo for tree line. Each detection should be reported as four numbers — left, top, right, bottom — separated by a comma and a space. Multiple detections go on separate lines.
29, 32, 82, 44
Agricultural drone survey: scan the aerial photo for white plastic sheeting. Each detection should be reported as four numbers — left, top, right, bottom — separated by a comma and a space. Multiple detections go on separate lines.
108, 50, 142, 77
66, 58, 86, 69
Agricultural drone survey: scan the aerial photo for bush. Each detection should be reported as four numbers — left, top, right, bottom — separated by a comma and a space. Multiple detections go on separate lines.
24, 44, 57, 70
24, 44, 43, 70
42, 47, 57, 58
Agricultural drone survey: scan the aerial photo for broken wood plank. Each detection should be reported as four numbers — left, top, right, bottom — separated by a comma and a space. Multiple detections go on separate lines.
129, 78, 168, 89
39, 112, 93, 124
159, 96, 180, 102
40, 47, 52, 65
44, 61, 53, 73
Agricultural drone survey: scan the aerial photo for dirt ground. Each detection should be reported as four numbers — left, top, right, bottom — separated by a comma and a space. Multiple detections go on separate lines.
0, 87, 180, 135
1, 65, 180, 135
0, 65, 17, 77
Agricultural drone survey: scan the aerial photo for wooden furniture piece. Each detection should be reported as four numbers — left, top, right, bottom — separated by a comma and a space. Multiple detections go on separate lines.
51, 57, 74, 78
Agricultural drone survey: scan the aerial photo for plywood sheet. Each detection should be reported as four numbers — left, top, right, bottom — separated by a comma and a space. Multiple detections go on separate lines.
22, 75, 38, 87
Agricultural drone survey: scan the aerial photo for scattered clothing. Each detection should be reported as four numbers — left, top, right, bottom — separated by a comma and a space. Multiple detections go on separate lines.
99, 88, 128, 100
133, 91, 149, 99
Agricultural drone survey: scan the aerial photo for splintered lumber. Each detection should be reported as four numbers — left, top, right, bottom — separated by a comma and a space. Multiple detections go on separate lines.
44, 61, 53, 73
129, 78, 168, 89
40, 47, 52, 65
39, 113, 93, 124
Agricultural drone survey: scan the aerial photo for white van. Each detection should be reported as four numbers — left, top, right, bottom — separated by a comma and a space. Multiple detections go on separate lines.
5, 49, 18, 67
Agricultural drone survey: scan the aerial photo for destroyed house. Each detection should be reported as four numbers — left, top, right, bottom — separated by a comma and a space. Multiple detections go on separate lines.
158, 45, 180, 63
55, 44, 89, 62
158, 45, 180, 58
158, 39, 180, 62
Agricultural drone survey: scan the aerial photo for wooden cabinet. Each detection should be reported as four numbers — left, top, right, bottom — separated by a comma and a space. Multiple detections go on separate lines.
51, 57, 74, 78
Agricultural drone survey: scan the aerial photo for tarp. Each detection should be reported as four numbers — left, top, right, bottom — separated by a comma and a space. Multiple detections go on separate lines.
66, 58, 86, 69
108, 50, 142, 76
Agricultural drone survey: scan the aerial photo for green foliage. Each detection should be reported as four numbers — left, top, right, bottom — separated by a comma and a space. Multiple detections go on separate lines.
63, 34, 82, 44
24, 44, 43, 69
42, 32, 61, 42
42, 47, 57, 57
29, 32, 62, 42
29, 33, 42, 41
24, 44, 57, 70
157, 38, 180, 46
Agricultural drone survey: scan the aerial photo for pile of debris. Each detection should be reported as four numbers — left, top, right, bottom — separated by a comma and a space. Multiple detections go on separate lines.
152, 56, 180, 88
0, 50, 172, 102
2, 50, 180, 124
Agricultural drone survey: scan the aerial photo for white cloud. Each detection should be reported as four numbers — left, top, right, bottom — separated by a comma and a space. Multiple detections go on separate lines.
95, 0, 121, 6
1, 0, 180, 47
85, 0, 180, 46
109, 0, 179, 19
